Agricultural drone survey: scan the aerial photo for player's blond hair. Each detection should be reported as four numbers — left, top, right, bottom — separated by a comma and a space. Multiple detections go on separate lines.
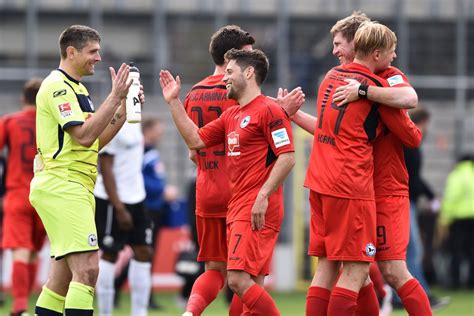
330, 11, 370, 42
354, 21, 397, 57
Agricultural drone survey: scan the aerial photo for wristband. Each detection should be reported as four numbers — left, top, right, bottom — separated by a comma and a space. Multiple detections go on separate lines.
358, 84, 368, 99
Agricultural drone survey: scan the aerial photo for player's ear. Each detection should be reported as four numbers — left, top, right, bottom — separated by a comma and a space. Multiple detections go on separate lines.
66, 46, 76, 60
245, 66, 254, 79
373, 49, 380, 61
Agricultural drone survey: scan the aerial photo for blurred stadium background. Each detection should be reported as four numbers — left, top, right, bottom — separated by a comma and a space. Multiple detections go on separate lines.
0, 0, 473, 314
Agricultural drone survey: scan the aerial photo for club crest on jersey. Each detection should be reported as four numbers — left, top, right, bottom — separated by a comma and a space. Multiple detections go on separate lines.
240, 115, 251, 128
58, 103, 72, 117
227, 131, 240, 156
271, 128, 290, 148
88, 234, 98, 247
365, 243, 376, 257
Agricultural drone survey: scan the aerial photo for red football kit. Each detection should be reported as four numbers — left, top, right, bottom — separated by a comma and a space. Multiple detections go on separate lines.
184, 74, 237, 218
0, 108, 46, 251
184, 74, 238, 262
199, 95, 294, 275
373, 66, 422, 260
306, 62, 401, 262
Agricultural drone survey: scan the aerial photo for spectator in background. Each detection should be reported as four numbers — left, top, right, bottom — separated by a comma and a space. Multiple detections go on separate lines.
439, 153, 474, 289
402, 107, 450, 310
0, 79, 46, 316
142, 117, 179, 308
94, 119, 153, 316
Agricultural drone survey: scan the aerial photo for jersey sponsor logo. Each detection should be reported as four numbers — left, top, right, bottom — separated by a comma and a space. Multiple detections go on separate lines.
387, 75, 404, 86
53, 89, 67, 98
88, 234, 98, 247
240, 115, 251, 128
365, 243, 376, 257
227, 131, 241, 156
271, 128, 290, 148
58, 103, 72, 117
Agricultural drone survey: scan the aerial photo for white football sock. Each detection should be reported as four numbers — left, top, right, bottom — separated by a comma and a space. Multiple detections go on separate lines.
97, 259, 116, 316
129, 259, 152, 316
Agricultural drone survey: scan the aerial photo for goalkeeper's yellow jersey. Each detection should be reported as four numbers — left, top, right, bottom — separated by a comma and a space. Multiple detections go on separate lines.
35, 69, 98, 192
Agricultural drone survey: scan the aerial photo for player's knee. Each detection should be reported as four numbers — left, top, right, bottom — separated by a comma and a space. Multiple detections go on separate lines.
206, 261, 227, 278
379, 261, 412, 289
101, 251, 118, 263
76, 264, 100, 286
227, 275, 244, 296
133, 245, 153, 262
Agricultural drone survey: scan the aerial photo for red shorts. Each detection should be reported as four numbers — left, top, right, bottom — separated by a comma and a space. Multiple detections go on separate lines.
375, 195, 410, 261
2, 191, 46, 251
196, 215, 227, 262
226, 221, 279, 276
308, 191, 376, 262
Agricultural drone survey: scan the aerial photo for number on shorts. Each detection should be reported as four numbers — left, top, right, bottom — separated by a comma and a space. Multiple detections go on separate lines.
232, 233, 242, 254
377, 225, 387, 246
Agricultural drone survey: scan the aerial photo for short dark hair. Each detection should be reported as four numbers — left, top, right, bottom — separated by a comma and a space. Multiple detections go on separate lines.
224, 49, 269, 85
409, 107, 430, 124
209, 25, 255, 66
23, 78, 42, 105
59, 25, 101, 59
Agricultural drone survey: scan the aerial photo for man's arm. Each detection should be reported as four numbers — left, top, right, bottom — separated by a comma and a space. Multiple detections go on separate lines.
98, 154, 133, 230
66, 64, 131, 147
291, 110, 317, 135
98, 102, 126, 150
273, 87, 317, 134
251, 152, 295, 230
379, 107, 422, 148
333, 78, 417, 109
99, 83, 146, 150
159, 70, 206, 150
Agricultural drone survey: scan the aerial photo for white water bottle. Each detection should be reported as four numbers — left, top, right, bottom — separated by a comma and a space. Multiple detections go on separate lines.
126, 62, 141, 123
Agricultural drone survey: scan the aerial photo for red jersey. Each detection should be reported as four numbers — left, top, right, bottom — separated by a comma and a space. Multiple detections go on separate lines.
198, 95, 294, 230
373, 67, 422, 197
0, 108, 36, 194
305, 62, 387, 200
184, 74, 238, 217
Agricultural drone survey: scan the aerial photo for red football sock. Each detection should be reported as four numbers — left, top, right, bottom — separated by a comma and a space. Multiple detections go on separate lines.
397, 278, 432, 316
186, 270, 224, 315
369, 264, 386, 299
229, 293, 244, 316
241, 284, 279, 316
306, 286, 330, 316
355, 282, 379, 316
327, 286, 358, 316
12, 261, 30, 313
28, 261, 39, 292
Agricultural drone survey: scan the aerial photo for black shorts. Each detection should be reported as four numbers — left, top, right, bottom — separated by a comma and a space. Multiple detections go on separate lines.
95, 196, 153, 253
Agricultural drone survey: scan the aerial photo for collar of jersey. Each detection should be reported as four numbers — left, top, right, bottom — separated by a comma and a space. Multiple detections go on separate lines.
56, 68, 80, 85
